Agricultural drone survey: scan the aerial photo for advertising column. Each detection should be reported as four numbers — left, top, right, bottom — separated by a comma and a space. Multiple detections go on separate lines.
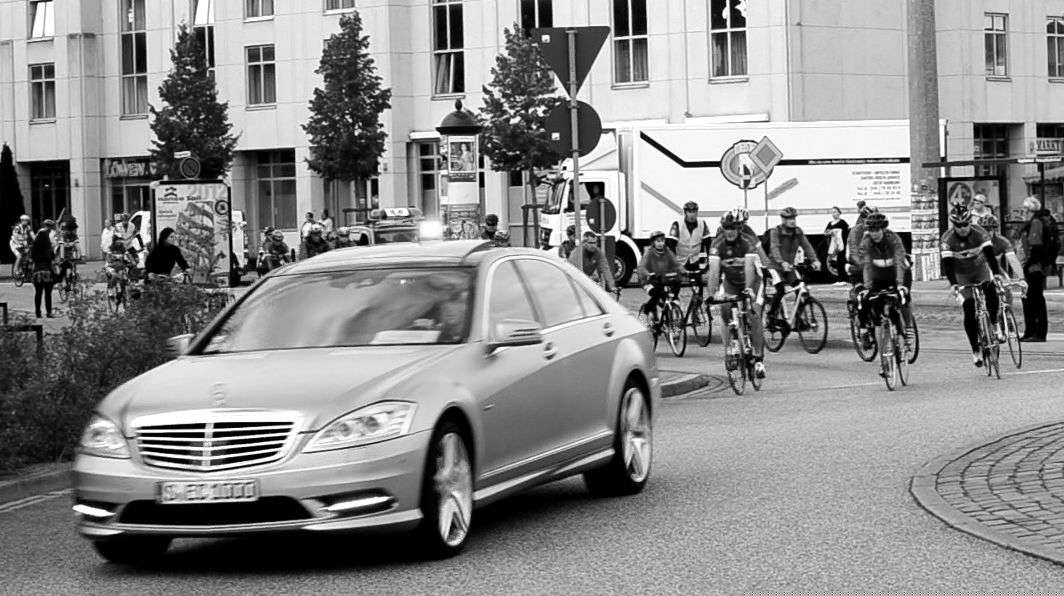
436, 101, 483, 240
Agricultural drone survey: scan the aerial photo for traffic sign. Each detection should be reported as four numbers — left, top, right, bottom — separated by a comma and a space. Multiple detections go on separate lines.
586, 196, 616, 233
178, 156, 201, 180
750, 136, 783, 173
544, 101, 602, 157
532, 26, 610, 96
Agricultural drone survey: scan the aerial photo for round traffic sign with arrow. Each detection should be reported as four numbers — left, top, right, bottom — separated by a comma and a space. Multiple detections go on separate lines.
586, 196, 616, 233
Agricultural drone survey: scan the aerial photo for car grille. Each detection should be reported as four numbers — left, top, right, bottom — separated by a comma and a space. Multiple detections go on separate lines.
136, 418, 296, 473
118, 497, 311, 526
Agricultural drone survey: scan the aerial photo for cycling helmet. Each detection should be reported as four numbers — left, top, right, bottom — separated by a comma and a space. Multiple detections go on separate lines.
979, 214, 999, 231
683, 201, 699, 212
720, 212, 741, 229
262, 226, 274, 236
310, 223, 324, 234
779, 207, 798, 219
649, 230, 666, 241
495, 230, 511, 241
270, 231, 284, 241
865, 212, 889, 230
43, 219, 56, 228
19, 214, 30, 223
859, 204, 876, 218
949, 204, 972, 225
734, 207, 750, 223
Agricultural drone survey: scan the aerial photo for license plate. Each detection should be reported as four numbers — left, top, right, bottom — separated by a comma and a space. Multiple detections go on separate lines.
157, 480, 260, 504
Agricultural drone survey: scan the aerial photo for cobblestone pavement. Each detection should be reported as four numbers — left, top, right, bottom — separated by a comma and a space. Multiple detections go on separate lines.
912, 422, 1064, 565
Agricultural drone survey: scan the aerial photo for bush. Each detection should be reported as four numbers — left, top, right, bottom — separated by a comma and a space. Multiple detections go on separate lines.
0, 283, 230, 471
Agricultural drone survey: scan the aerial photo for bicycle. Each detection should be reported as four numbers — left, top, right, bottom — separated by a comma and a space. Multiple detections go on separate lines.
105, 266, 131, 313
993, 277, 1026, 369
762, 268, 828, 354
10, 252, 33, 287
866, 289, 913, 391
708, 292, 763, 396
848, 287, 920, 365
57, 260, 84, 302
681, 269, 713, 347
636, 272, 686, 357
956, 282, 1001, 380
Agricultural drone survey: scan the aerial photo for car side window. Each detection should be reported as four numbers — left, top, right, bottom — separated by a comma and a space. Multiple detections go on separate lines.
514, 259, 586, 328
571, 279, 605, 317
487, 261, 538, 335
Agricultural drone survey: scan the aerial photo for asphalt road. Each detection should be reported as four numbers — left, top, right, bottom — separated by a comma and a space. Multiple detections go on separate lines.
2, 294, 1064, 592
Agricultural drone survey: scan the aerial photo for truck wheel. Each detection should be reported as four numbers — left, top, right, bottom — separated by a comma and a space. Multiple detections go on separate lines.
612, 249, 635, 287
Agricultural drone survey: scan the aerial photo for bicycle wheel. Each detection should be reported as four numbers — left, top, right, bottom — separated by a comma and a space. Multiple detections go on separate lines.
724, 327, 745, 396
896, 326, 910, 387
980, 311, 1000, 379
762, 309, 786, 353
106, 284, 121, 314
12, 262, 24, 287
879, 322, 898, 391
72, 272, 84, 298
906, 315, 920, 365
848, 303, 877, 362
689, 299, 712, 347
1002, 307, 1021, 368
58, 278, 70, 302
796, 297, 828, 354
665, 302, 687, 357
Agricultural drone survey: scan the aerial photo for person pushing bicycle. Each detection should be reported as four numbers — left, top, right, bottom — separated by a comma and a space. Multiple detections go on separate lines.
707, 211, 766, 379
637, 230, 684, 322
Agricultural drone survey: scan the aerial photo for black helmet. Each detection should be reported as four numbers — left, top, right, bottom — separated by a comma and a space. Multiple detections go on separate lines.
779, 207, 798, 219
720, 212, 741, 229
865, 212, 889, 230
566, 224, 576, 236
949, 204, 972, 225
484, 214, 499, 226
683, 201, 699, 212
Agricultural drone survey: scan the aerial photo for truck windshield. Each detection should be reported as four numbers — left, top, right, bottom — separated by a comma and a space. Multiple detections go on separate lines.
542, 182, 596, 214
375, 228, 419, 243
197, 267, 475, 353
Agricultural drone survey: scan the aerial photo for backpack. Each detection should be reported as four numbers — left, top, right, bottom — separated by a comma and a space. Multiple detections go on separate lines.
1041, 214, 1061, 267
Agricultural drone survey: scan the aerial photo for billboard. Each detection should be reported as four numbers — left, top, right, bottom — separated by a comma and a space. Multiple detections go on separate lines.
152, 181, 232, 285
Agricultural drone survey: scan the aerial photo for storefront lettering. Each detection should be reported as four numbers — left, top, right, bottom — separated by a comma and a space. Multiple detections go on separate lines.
106, 159, 157, 179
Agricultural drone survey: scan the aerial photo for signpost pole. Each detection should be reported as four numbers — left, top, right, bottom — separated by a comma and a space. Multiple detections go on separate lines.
763, 183, 770, 233
227, 183, 236, 287
568, 28, 583, 274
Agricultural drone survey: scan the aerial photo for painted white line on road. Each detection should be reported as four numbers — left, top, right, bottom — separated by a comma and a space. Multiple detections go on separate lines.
0, 489, 70, 514
1005, 367, 1064, 377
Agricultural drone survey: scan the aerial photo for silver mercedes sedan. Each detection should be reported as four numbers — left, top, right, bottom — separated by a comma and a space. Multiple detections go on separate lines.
73, 240, 659, 562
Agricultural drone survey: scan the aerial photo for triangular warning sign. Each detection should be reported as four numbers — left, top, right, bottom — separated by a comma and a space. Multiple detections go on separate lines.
532, 26, 611, 96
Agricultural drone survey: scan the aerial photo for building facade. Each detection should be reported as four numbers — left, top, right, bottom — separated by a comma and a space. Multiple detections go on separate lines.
1, 0, 1063, 258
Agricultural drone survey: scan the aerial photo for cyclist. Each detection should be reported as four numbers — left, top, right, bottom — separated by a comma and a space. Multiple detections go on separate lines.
105, 234, 136, 292
299, 224, 332, 259
765, 207, 821, 331
846, 204, 878, 287
667, 201, 712, 267
333, 227, 356, 249
855, 212, 913, 351
557, 225, 577, 260
940, 204, 1005, 367
569, 230, 617, 293
261, 230, 291, 271
636, 230, 684, 321
981, 213, 1026, 310
55, 218, 81, 286
9, 214, 34, 275
145, 227, 190, 278
707, 212, 766, 379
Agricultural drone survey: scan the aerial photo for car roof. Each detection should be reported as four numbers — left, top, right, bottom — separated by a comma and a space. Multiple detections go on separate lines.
278, 241, 554, 274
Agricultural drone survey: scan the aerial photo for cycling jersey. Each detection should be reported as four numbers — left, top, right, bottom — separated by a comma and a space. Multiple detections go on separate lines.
860, 229, 907, 287
940, 226, 1000, 284
707, 235, 759, 293
847, 221, 868, 266
768, 225, 816, 270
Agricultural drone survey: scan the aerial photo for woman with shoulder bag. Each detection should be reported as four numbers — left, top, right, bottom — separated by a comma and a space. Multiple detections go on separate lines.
30, 223, 57, 318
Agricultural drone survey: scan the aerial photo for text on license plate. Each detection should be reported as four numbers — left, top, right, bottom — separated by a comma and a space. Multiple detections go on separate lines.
158, 480, 259, 504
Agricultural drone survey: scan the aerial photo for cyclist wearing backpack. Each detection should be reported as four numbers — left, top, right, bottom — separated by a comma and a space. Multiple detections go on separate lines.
1019, 196, 1056, 342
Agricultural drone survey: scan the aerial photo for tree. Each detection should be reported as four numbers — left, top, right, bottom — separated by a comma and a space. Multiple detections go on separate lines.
0, 143, 27, 263
149, 24, 238, 180
304, 12, 392, 186
479, 25, 567, 245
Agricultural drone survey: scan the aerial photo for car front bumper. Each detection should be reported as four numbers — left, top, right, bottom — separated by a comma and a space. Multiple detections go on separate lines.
73, 430, 431, 539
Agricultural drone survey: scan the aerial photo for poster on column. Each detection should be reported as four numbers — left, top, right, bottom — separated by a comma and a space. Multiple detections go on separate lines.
447, 136, 478, 183
152, 181, 231, 285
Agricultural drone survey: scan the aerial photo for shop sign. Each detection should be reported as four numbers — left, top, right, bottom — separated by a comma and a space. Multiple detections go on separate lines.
106, 158, 157, 179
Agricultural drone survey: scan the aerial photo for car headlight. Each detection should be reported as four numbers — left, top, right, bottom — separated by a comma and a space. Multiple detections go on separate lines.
78, 414, 130, 459
304, 401, 417, 453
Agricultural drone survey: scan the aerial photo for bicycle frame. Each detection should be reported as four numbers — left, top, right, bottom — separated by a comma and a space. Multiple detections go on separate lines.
772, 272, 810, 328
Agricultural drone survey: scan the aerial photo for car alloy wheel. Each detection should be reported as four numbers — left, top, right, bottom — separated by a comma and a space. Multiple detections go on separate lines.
417, 420, 473, 558
584, 381, 652, 496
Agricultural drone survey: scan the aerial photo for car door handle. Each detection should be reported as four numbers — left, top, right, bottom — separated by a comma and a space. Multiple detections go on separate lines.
543, 342, 557, 360
603, 322, 615, 337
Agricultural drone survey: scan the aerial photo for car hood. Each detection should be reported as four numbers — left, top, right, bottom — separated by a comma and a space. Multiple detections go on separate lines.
108, 345, 462, 432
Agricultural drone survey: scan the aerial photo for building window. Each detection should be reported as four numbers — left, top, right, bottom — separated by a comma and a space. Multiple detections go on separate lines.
29, 63, 56, 120
245, 0, 273, 18
418, 142, 440, 216
519, 0, 552, 34
612, 0, 648, 84
973, 123, 1009, 178
710, 0, 747, 78
193, 0, 216, 77
29, 1, 54, 38
1049, 17, 1064, 78
247, 45, 276, 105
432, 0, 464, 95
256, 150, 297, 230
325, 0, 355, 11
985, 13, 1008, 77
121, 0, 148, 115
30, 162, 69, 223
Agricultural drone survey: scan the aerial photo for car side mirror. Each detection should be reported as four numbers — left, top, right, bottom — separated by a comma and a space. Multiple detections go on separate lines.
167, 333, 194, 356
486, 319, 543, 354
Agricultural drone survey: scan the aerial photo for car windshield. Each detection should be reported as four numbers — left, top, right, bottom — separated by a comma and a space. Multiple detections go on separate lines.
374, 227, 419, 244
199, 267, 475, 353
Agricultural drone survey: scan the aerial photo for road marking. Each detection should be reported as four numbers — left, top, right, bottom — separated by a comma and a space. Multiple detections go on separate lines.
1005, 367, 1064, 377
0, 489, 70, 514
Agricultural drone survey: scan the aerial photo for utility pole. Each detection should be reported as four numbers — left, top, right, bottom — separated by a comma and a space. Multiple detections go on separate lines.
907, 0, 941, 191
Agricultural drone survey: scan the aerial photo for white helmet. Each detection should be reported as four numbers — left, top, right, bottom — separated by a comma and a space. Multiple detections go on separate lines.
19, 214, 30, 223
310, 223, 324, 234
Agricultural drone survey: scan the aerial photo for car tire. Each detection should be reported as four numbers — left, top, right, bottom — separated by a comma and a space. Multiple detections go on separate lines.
92, 536, 172, 565
415, 420, 474, 559
583, 379, 652, 497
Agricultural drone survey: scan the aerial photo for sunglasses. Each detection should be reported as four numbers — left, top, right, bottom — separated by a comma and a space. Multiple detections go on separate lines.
955, 223, 970, 228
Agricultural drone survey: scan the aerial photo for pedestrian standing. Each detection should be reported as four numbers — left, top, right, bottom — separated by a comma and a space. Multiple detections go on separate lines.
1020, 196, 1051, 342
481, 214, 499, 241
321, 209, 334, 234
30, 227, 57, 318
824, 206, 850, 283
299, 211, 317, 240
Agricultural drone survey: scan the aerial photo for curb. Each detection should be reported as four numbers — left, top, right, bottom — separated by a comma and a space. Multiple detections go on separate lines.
660, 372, 714, 398
909, 421, 1064, 567
0, 463, 72, 505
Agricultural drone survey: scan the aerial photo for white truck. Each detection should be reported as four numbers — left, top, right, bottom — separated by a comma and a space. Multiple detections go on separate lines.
538, 120, 916, 285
